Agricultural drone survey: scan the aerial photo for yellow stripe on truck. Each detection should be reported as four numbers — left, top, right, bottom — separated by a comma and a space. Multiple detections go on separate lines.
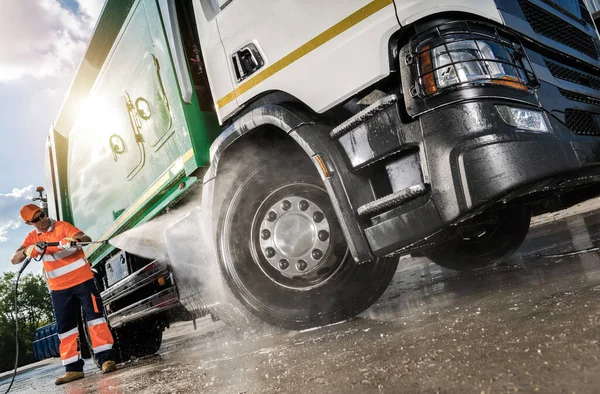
216, 0, 394, 109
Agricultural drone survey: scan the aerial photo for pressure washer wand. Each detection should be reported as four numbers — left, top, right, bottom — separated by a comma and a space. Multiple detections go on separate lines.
42, 240, 110, 247
76, 240, 110, 246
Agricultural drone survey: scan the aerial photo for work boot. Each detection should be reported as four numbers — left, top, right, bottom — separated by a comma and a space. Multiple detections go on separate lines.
55, 371, 84, 385
101, 360, 117, 374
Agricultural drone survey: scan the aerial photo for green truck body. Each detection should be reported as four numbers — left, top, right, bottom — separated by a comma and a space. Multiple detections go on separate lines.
47, 0, 217, 263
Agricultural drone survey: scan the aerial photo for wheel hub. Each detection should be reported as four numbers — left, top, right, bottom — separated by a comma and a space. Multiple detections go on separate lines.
259, 196, 331, 277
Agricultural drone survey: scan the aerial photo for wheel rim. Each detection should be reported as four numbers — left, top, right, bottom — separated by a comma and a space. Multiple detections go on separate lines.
250, 184, 346, 290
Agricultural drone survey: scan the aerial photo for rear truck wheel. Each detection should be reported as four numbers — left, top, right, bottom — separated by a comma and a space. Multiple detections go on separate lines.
82, 317, 163, 365
81, 309, 131, 364
120, 320, 164, 359
424, 206, 531, 271
215, 146, 398, 330
112, 328, 131, 363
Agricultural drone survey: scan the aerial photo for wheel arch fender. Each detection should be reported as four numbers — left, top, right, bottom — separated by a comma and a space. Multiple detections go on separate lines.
200, 103, 375, 262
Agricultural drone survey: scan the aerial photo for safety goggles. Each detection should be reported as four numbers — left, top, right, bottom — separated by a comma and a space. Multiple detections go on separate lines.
28, 211, 46, 224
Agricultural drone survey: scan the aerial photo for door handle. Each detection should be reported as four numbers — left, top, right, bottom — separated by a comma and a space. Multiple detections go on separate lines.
232, 44, 264, 83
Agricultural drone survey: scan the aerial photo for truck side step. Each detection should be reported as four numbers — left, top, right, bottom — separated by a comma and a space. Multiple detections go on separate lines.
330, 94, 399, 140
357, 184, 427, 217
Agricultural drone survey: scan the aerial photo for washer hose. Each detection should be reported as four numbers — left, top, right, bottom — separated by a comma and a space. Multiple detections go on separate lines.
3, 257, 32, 394
536, 246, 600, 259
3, 240, 106, 393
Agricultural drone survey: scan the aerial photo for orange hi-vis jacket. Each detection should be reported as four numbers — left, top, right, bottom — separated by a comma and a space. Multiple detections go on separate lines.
21, 220, 94, 291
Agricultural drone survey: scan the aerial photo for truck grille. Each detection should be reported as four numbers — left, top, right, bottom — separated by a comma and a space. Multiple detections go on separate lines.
565, 109, 600, 135
519, 0, 599, 59
538, 0, 595, 25
546, 60, 600, 91
560, 89, 600, 107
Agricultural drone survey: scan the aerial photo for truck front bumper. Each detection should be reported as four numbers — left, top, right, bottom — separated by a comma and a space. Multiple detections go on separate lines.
350, 99, 600, 257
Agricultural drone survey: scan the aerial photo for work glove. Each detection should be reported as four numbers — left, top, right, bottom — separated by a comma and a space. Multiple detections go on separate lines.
24, 242, 46, 258
59, 237, 77, 250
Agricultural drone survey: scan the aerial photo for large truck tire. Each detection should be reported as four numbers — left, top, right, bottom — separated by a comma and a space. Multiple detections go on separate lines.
111, 328, 131, 364
81, 316, 163, 365
215, 144, 398, 330
424, 206, 531, 271
122, 320, 163, 358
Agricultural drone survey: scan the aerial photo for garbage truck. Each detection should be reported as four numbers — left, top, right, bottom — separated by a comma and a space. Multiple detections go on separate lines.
45, 0, 600, 358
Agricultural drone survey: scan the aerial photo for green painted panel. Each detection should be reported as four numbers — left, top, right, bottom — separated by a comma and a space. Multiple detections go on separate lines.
66, 0, 195, 242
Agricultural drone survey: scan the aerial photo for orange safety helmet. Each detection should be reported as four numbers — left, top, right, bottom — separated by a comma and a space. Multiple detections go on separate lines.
20, 204, 42, 222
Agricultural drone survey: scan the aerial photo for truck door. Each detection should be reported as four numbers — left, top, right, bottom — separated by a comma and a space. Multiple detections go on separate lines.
211, 0, 398, 113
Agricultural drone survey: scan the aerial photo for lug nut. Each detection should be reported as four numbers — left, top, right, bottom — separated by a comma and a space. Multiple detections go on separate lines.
299, 200, 309, 211
267, 211, 277, 222
296, 260, 308, 271
313, 211, 324, 223
281, 200, 291, 211
279, 259, 289, 270
261, 229, 271, 240
265, 248, 275, 258
312, 249, 323, 260
318, 230, 329, 242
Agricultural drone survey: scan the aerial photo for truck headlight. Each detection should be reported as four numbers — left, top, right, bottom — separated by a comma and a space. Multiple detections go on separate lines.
495, 105, 549, 133
415, 23, 536, 96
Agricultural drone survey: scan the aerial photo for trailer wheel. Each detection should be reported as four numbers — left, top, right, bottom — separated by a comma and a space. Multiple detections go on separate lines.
215, 146, 397, 330
424, 206, 531, 271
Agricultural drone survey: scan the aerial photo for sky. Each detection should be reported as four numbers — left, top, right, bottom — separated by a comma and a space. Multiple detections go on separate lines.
0, 0, 105, 274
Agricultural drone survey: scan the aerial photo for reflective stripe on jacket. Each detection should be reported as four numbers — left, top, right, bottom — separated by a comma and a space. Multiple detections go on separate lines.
21, 219, 94, 290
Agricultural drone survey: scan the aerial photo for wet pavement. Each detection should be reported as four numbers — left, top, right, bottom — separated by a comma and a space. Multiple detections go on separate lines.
2, 208, 600, 393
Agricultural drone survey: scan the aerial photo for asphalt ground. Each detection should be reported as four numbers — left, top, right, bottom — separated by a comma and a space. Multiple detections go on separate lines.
2, 202, 600, 394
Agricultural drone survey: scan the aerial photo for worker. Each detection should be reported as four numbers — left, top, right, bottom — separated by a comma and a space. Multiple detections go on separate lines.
10, 204, 117, 385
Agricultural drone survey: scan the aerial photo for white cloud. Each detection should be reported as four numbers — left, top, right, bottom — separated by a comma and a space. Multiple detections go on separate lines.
0, 221, 21, 243
0, 185, 37, 199
77, 0, 106, 21
0, 0, 104, 82
0, 185, 38, 243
